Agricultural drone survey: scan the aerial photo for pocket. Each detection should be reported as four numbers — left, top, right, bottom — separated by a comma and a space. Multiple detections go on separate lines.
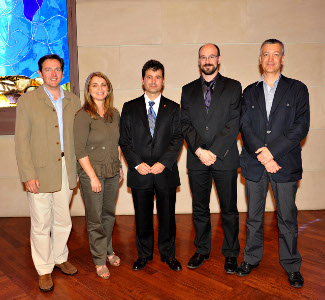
89, 146, 108, 163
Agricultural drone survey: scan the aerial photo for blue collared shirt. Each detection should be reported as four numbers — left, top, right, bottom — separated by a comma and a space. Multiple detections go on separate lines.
43, 85, 65, 151
257, 74, 281, 119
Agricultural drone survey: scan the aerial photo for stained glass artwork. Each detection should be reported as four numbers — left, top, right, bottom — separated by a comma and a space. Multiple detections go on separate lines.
0, 0, 70, 108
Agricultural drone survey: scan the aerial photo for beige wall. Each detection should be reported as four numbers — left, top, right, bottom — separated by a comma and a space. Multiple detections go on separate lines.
1, 0, 324, 216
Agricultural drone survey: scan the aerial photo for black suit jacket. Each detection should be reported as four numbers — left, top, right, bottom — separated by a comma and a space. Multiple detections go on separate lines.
240, 75, 310, 183
181, 74, 242, 170
119, 95, 183, 189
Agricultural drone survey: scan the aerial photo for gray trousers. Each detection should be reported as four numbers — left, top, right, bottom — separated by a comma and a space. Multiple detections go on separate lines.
244, 171, 302, 273
79, 170, 119, 266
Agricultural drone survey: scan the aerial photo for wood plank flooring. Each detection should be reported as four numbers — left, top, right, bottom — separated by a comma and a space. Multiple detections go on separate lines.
0, 211, 324, 299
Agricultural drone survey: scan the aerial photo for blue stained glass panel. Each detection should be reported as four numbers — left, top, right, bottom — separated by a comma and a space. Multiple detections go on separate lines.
0, 0, 70, 84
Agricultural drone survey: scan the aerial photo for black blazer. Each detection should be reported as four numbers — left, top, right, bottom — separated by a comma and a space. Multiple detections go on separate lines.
181, 74, 242, 170
240, 75, 310, 183
119, 95, 183, 189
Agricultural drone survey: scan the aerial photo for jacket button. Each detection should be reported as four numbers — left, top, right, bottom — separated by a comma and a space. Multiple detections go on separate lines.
287, 103, 289, 106
252, 105, 255, 108
206, 126, 209, 131
58, 158, 61, 161
102, 146, 105, 149
55, 125, 58, 128
265, 144, 267, 146
56, 142, 59, 145
53, 108, 56, 112
267, 131, 271, 134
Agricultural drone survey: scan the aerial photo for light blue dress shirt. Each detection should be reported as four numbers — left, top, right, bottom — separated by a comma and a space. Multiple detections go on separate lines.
257, 74, 281, 120
43, 85, 65, 151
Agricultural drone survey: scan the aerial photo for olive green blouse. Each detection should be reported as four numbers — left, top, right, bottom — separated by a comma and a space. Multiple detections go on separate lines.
74, 109, 120, 178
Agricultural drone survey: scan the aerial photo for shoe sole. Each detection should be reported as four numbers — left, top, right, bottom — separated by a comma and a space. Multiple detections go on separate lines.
39, 285, 53, 292
162, 261, 182, 272
289, 282, 304, 288
235, 264, 259, 277
225, 269, 236, 274
55, 266, 78, 276
187, 258, 209, 269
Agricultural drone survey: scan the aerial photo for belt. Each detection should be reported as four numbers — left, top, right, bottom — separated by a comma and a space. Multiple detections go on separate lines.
61, 152, 64, 157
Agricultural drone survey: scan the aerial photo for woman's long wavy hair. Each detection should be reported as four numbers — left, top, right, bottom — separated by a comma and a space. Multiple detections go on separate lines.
83, 72, 114, 122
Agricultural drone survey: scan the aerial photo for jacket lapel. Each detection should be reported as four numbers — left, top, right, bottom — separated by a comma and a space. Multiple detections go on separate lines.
152, 96, 168, 142
269, 75, 289, 117
191, 79, 207, 119
207, 74, 224, 118
254, 82, 268, 122
138, 95, 152, 137
62, 90, 71, 110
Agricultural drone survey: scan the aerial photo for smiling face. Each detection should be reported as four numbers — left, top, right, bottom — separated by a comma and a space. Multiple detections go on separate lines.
259, 43, 285, 76
198, 44, 220, 77
38, 59, 63, 90
89, 76, 109, 103
142, 68, 164, 98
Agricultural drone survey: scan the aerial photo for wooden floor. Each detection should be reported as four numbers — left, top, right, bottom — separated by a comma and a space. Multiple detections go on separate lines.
0, 211, 324, 300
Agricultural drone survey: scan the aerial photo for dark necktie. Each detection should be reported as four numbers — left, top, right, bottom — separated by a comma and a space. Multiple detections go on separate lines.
204, 81, 212, 112
148, 101, 156, 137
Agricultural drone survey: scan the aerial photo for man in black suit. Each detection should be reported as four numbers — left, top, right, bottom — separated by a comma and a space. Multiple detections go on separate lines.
181, 43, 241, 273
119, 60, 183, 272
236, 39, 310, 288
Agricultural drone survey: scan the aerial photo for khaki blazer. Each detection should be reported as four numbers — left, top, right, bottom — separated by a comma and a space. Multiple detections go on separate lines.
15, 85, 81, 193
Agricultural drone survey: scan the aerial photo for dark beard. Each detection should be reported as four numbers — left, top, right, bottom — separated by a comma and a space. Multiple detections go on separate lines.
201, 64, 217, 75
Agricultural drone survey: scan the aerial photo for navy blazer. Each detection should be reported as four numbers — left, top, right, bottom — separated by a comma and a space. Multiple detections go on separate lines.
181, 74, 242, 170
240, 75, 310, 183
119, 95, 183, 189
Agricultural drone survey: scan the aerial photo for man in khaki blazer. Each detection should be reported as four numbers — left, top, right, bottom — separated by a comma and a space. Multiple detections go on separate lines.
15, 54, 80, 292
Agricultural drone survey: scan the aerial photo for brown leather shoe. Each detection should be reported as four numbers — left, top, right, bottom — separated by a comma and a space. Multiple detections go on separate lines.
55, 261, 77, 275
39, 273, 53, 292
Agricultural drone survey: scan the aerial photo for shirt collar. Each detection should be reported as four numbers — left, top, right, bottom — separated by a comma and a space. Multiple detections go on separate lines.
144, 92, 161, 106
257, 74, 281, 87
200, 72, 219, 85
43, 84, 65, 101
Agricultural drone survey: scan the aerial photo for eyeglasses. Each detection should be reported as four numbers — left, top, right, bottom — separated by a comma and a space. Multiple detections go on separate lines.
199, 55, 219, 61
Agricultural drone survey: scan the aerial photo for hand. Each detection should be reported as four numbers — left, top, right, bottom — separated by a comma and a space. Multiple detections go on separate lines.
265, 160, 282, 173
137, 163, 151, 175
196, 148, 217, 166
256, 147, 273, 165
150, 162, 165, 174
119, 167, 124, 183
90, 177, 102, 193
25, 179, 40, 194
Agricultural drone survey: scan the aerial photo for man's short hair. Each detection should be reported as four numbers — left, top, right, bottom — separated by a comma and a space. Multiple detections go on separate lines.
38, 54, 64, 72
142, 60, 165, 79
198, 44, 220, 57
260, 39, 285, 56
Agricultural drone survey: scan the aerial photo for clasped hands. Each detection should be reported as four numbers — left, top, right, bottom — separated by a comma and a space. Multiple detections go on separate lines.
137, 162, 165, 175
195, 147, 217, 166
255, 147, 281, 174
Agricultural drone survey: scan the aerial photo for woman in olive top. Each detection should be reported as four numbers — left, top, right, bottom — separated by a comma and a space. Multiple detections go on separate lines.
74, 72, 123, 279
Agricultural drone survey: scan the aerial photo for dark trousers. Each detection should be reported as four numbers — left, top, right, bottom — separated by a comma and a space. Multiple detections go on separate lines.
79, 170, 119, 265
244, 171, 302, 272
132, 184, 177, 260
188, 168, 240, 257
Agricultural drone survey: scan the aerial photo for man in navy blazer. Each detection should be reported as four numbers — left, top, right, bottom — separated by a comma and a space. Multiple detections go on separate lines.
119, 60, 183, 272
237, 39, 310, 288
181, 43, 242, 273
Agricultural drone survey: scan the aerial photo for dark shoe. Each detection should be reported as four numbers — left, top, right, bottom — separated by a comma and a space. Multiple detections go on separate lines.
39, 273, 53, 292
236, 261, 259, 277
132, 256, 153, 271
187, 253, 210, 269
55, 261, 78, 275
161, 258, 182, 271
288, 271, 304, 288
224, 257, 237, 274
